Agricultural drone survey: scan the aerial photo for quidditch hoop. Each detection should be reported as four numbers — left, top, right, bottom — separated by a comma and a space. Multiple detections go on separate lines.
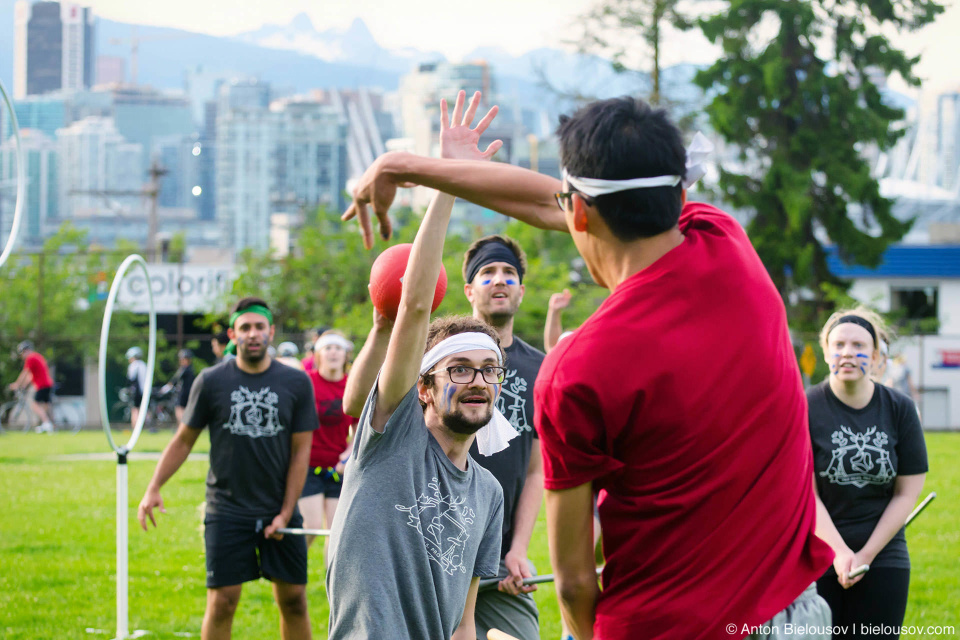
0, 79, 25, 269
99, 254, 157, 454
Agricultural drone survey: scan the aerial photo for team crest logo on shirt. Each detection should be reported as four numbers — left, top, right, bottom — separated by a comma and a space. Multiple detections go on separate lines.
496, 369, 531, 433
396, 477, 476, 575
821, 425, 895, 488
224, 386, 284, 438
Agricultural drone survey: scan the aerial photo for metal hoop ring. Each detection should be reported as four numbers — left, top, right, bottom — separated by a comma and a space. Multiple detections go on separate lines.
0, 78, 25, 269
99, 254, 157, 454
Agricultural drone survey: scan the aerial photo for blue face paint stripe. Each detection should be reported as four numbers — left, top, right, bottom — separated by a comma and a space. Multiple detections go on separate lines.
481, 279, 492, 285
442, 383, 456, 412
505, 279, 517, 285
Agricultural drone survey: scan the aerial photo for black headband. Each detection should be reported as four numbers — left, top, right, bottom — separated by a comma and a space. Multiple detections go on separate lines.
465, 241, 524, 284
828, 315, 877, 345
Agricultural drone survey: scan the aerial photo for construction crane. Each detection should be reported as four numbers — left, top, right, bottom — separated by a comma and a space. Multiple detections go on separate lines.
108, 26, 192, 85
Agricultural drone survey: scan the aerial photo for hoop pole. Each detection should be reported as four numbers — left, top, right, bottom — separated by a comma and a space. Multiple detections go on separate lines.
0, 78, 25, 269
97, 254, 156, 640
117, 453, 129, 640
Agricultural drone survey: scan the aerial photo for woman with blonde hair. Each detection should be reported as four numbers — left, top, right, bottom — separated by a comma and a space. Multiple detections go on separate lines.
808, 307, 928, 639
298, 329, 356, 548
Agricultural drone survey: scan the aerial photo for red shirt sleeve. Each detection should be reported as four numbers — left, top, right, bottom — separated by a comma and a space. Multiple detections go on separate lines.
536, 372, 625, 491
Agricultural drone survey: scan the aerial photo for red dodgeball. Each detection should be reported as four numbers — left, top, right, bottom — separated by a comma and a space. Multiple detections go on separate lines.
369, 243, 447, 321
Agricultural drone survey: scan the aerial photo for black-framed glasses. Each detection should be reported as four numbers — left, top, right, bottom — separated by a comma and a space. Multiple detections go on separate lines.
429, 365, 506, 385
554, 190, 592, 211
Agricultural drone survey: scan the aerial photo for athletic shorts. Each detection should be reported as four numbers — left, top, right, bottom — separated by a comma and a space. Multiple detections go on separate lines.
301, 465, 343, 499
474, 558, 540, 640
746, 582, 832, 640
203, 511, 308, 588
34, 387, 52, 403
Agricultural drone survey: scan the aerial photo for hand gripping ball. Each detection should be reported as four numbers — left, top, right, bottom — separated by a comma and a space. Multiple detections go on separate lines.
369, 243, 447, 321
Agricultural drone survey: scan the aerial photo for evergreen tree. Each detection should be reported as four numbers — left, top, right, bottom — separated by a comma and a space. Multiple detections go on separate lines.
694, 0, 943, 320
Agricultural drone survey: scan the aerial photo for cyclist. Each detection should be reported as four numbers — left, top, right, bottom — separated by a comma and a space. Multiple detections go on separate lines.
8, 341, 54, 433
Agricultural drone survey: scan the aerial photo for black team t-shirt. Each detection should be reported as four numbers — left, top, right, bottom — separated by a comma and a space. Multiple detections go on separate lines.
183, 359, 319, 518
469, 336, 545, 562
807, 380, 928, 568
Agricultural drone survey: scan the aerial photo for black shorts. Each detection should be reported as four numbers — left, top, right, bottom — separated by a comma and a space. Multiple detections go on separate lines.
34, 387, 52, 403
301, 465, 343, 499
203, 511, 308, 588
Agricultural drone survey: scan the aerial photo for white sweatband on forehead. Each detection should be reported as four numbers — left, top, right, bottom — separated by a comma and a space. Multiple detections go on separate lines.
315, 334, 354, 352
562, 131, 714, 195
420, 332, 502, 375
418, 331, 516, 457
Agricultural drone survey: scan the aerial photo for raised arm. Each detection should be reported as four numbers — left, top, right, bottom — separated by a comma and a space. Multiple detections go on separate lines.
343, 307, 394, 418
370, 92, 501, 429
343, 99, 565, 248
544, 289, 572, 353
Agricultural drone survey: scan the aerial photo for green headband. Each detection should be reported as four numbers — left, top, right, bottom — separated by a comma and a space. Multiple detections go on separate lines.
225, 305, 273, 356
229, 304, 273, 328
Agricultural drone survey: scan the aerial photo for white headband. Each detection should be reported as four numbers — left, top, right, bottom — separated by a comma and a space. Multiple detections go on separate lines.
316, 334, 354, 352
562, 131, 714, 196
419, 332, 517, 457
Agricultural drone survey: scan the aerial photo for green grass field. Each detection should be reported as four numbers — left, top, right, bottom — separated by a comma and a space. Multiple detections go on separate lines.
1, 430, 957, 639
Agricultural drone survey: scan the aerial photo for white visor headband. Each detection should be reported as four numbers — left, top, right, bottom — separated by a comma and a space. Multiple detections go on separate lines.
316, 334, 354, 351
562, 131, 714, 196
419, 332, 517, 457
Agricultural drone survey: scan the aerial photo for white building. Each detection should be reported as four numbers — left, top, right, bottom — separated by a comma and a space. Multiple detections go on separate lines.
216, 95, 346, 254
56, 116, 143, 218
829, 244, 960, 429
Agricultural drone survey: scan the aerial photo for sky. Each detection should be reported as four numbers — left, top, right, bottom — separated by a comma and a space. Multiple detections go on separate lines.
83, 0, 959, 92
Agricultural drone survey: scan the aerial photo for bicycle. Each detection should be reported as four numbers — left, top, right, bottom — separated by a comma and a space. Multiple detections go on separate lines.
0, 388, 32, 431
0, 385, 82, 434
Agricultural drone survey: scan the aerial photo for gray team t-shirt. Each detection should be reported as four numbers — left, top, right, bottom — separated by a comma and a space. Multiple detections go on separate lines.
326, 384, 504, 640
183, 359, 318, 518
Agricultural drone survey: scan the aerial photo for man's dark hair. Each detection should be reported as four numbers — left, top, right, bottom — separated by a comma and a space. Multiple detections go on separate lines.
557, 97, 686, 241
461, 235, 527, 283
213, 330, 229, 345
231, 297, 272, 327
419, 315, 501, 408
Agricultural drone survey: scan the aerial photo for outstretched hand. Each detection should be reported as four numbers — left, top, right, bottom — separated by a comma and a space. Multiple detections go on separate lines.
440, 90, 503, 161
342, 90, 501, 249
548, 289, 572, 311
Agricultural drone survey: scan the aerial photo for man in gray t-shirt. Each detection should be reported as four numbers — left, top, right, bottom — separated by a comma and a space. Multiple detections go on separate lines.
330, 91, 509, 640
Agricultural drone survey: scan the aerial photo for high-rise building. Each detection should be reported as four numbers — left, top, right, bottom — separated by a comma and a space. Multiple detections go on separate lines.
216, 93, 346, 254
110, 86, 195, 176
56, 116, 143, 218
0, 129, 58, 245
13, 1, 95, 100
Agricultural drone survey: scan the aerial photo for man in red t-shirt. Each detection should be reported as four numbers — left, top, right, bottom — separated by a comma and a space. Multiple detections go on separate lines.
10, 341, 54, 433
343, 95, 834, 639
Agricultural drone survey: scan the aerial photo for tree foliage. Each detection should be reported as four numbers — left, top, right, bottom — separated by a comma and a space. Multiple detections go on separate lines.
694, 0, 943, 326
577, 0, 696, 105
0, 223, 174, 388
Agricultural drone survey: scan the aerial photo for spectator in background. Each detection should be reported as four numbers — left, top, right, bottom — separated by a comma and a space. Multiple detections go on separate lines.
277, 342, 305, 371
126, 346, 148, 428
161, 349, 196, 423
211, 331, 232, 364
